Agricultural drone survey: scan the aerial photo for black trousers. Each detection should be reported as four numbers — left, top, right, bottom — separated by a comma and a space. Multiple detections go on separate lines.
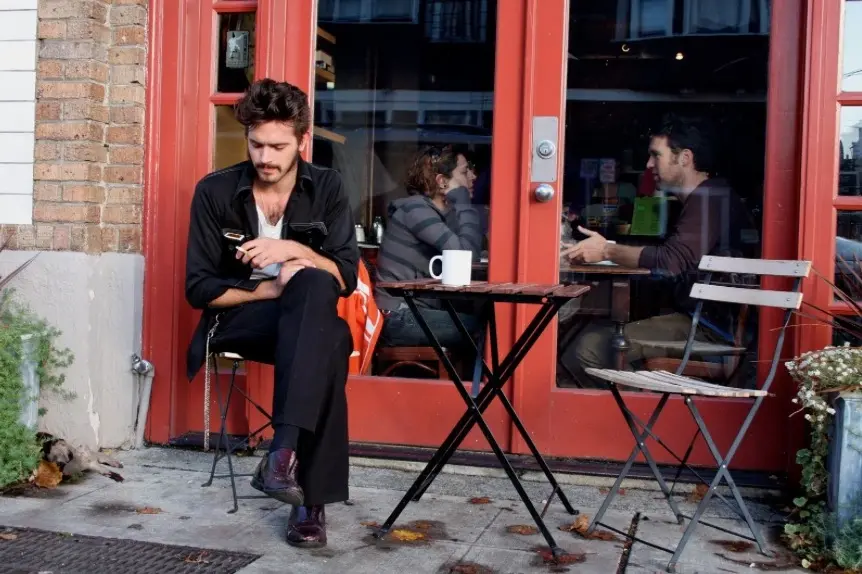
208, 268, 352, 505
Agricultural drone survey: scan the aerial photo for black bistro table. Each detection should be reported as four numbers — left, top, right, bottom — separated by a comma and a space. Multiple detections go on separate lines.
373, 279, 591, 557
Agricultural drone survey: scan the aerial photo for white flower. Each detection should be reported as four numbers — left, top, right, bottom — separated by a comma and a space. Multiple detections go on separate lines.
804, 414, 812, 421
827, 407, 836, 415
791, 398, 798, 404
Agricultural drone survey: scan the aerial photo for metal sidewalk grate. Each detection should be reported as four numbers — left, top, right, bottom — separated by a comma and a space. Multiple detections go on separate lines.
0, 526, 259, 574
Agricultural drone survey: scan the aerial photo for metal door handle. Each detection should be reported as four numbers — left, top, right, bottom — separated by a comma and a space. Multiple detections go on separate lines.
534, 184, 555, 203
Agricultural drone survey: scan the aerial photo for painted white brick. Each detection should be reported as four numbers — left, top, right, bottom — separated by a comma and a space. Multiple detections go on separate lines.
0, 71, 35, 101
0, 41, 36, 71
0, 102, 35, 131
0, 11, 37, 41
0, 194, 32, 224
0, 132, 34, 163
0, 163, 33, 195
0, 1, 37, 10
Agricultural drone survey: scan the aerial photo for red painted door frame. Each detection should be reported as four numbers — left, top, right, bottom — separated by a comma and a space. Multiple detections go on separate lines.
511, 0, 806, 471
142, 0, 810, 474
141, 0, 517, 449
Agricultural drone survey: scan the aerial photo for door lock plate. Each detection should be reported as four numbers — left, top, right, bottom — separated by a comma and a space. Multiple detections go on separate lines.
531, 117, 559, 183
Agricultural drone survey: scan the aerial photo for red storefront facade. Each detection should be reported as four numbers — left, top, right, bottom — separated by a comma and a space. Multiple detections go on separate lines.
141, 0, 861, 478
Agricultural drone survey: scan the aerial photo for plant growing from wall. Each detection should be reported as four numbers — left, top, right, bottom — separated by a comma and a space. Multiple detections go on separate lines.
0, 242, 73, 488
785, 345, 862, 570
784, 261, 862, 570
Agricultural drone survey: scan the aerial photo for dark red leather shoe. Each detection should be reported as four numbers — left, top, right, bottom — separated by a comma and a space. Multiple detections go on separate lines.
286, 505, 327, 548
250, 449, 304, 506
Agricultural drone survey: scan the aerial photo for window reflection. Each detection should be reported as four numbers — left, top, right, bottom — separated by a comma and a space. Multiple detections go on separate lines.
843, 0, 862, 92
213, 105, 247, 171
313, 1, 496, 380
839, 107, 862, 197
556, 0, 767, 390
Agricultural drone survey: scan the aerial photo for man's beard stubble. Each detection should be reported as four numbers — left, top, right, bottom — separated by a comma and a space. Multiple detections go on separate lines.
251, 151, 300, 185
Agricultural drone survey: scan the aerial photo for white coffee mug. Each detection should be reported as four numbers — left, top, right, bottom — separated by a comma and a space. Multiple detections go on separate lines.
429, 249, 472, 286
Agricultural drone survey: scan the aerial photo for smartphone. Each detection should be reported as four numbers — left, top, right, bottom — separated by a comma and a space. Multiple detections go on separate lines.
222, 229, 248, 253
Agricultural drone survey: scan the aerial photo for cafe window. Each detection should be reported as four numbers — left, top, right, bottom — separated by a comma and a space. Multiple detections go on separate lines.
616, 0, 769, 41
556, 0, 768, 390
835, 0, 862, 304
313, 0, 496, 380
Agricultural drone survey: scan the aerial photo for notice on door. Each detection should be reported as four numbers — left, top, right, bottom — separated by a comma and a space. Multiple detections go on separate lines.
226, 31, 250, 69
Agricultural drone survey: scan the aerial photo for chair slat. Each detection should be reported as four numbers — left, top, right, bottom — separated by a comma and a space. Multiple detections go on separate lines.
689, 283, 803, 309
585, 368, 700, 394
699, 256, 810, 278
637, 371, 759, 398
650, 370, 767, 397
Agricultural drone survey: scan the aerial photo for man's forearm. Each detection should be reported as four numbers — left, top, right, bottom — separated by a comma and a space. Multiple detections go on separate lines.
208, 280, 279, 308
306, 251, 346, 290
605, 243, 644, 268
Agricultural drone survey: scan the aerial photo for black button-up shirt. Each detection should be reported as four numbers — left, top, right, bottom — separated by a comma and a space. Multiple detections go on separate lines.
184, 158, 359, 378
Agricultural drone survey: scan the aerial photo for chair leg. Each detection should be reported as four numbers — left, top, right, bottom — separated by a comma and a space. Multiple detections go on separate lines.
202, 355, 225, 488
669, 427, 701, 497
668, 398, 767, 572
222, 361, 241, 514
589, 390, 680, 534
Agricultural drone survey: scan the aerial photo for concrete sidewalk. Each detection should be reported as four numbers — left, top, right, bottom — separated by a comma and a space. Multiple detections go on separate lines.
0, 448, 806, 573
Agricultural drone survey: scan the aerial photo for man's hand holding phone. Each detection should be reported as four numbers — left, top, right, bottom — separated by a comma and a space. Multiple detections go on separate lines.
236, 238, 312, 269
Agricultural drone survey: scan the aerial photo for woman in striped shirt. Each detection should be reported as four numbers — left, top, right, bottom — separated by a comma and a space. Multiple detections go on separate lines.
374, 145, 483, 348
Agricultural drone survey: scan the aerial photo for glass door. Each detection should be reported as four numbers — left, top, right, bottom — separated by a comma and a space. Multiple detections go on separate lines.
308, 0, 518, 451
516, 0, 801, 471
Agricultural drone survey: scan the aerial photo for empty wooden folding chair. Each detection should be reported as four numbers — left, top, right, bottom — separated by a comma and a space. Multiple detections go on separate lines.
584, 256, 810, 572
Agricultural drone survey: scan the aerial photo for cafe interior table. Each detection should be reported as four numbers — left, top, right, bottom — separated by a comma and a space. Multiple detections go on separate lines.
373, 279, 591, 557
560, 264, 651, 370
472, 261, 650, 371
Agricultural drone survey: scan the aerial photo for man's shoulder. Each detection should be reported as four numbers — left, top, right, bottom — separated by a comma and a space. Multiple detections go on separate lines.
304, 161, 343, 188
195, 162, 248, 196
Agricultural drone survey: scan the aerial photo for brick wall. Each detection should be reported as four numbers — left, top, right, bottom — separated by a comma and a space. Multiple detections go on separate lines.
1, 0, 147, 254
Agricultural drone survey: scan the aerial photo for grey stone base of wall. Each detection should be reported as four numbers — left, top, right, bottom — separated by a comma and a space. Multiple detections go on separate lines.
0, 251, 144, 450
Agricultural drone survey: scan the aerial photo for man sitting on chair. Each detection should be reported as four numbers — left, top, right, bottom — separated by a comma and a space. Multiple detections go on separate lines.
184, 79, 359, 548
562, 114, 760, 388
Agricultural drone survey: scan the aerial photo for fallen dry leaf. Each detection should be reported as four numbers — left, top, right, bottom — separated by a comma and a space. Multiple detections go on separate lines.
687, 484, 710, 503
0, 533, 18, 541
33, 461, 62, 488
390, 529, 427, 542
183, 550, 210, 564
136, 507, 163, 515
598, 487, 627, 496
711, 539, 754, 553
506, 524, 538, 535
558, 514, 620, 541
360, 521, 379, 528
468, 497, 491, 505
534, 547, 586, 565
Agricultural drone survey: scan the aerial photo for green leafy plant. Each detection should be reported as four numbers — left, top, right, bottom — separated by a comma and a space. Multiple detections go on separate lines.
0, 240, 73, 487
783, 258, 862, 571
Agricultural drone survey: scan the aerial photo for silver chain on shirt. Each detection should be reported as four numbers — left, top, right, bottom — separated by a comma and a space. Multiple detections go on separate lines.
203, 313, 222, 451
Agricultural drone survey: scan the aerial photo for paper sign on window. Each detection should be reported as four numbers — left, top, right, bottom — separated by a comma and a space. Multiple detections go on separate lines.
226, 31, 250, 69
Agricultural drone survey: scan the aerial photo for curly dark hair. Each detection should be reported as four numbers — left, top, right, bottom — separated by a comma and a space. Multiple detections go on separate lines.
652, 113, 717, 174
234, 79, 311, 136
404, 145, 461, 197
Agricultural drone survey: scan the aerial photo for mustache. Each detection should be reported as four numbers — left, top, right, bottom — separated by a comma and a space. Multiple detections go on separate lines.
255, 164, 280, 171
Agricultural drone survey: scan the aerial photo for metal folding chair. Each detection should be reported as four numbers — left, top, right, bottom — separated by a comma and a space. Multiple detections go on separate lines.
200, 352, 274, 513
584, 256, 810, 572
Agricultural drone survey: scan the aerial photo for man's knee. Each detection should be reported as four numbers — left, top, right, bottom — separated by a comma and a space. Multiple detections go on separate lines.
568, 324, 612, 369
281, 268, 339, 303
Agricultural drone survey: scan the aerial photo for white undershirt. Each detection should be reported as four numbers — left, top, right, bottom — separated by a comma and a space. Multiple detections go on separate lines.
250, 205, 283, 279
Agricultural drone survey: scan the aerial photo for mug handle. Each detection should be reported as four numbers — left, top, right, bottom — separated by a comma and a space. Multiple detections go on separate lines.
429, 255, 443, 279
